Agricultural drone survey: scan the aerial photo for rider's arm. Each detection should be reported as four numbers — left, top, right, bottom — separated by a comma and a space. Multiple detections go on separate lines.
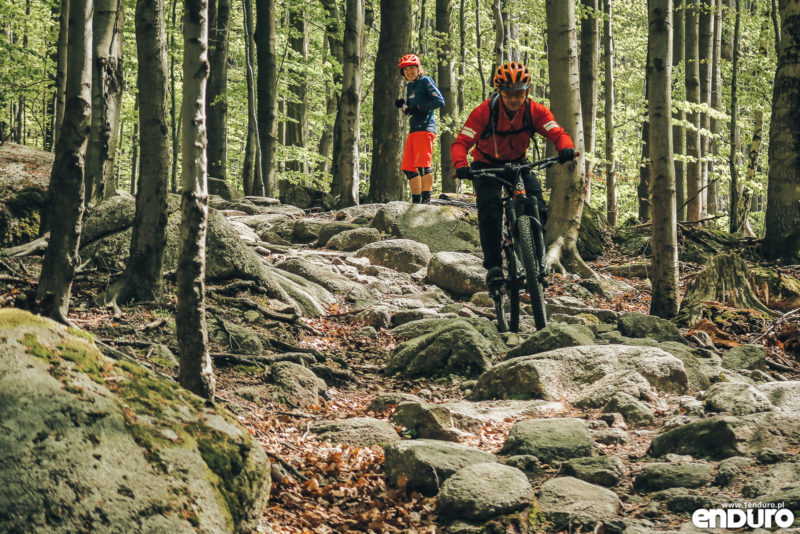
530, 101, 575, 152
415, 77, 446, 112
450, 103, 490, 169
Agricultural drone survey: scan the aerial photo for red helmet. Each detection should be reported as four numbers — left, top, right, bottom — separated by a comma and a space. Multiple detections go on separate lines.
398, 54, 421, 71
493, 61, 531, 90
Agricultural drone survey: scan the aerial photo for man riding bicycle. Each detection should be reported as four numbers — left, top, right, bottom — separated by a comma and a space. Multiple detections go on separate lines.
450, 61, 576, 292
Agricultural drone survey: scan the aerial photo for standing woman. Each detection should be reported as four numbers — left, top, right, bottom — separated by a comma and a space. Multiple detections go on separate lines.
395, 54, 445, 204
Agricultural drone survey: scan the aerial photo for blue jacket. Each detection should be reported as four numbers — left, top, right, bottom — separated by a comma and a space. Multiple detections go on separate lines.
406, 75, 445, 134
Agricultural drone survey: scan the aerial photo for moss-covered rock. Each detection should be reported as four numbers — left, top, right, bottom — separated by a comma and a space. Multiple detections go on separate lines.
370, 201, 481, 254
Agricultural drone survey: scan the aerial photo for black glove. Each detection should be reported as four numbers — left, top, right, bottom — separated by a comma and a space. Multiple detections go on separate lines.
395, 98, 405, 108
456, 166, 471, 180
558, 147, 575, 163
404, 105, 420, 115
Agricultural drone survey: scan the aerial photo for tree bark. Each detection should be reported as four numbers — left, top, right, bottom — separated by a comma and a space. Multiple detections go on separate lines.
36, 0, 92, 323
603, 0, 616, 227
544, 0, 593, 278
648, 0, 679, 319
331, 0, 363, 208
255, 0, 277, 196
101, 0, 170, 305
85, 0, 124, 204
684, 0, 702, 221
53, 0, 70, 149
437, 0, 457, 193
285, 3, 308, 175
698, 0, 714, 218
580, 0, 599, 194
177, 0, 215, 400
206, 0, 230, 180
492, 0, 504, 76
317, 0, 344, 176
637, 45, 651, 222
729, 0, 741, 233
706, 0, 722, 215
672, 0, 686, 221
241, 0, 261, 195
762, 0, 800, 262
476, 0, 486, 100
458, 0, 466, 111
170, 0, 178, 192
368, 0, 410, 202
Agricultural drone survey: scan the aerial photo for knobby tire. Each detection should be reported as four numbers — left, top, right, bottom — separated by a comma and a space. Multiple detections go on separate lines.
506, 244, 521, 332
516, 216, 547, 330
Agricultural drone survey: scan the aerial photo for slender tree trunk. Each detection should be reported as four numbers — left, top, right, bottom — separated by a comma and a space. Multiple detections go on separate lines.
36, 0, 92, 323
697, 0, 713, 218
368, 0, 410, 202
685, 0, 702, 221
638, 46, 651, 222
103, 0, 170, 304
255, 0, 277, 196
707, 0, 722, 215
170, 0, 178, 192
770, 0, 780, 58
286, 4, 308, 175
177, 0, 215, 400
206, 0, 230, 180
85, 0, 124, 204
437, 0, 457, 193
603, 0, 616, 227
130, 94, 139, 190
544, 0, 592, 278
317, 0, 343, 175
648, 0, 679, 318
729, 0, 741, 234
53, 0, 70, 149
476, 0, 486, 99
673, 0, 686, 220
492, 0, 504, 76
580, 0, 599, 195
458, 0, 466, 111
242, 0, 261, 195
331, 0, 363, 208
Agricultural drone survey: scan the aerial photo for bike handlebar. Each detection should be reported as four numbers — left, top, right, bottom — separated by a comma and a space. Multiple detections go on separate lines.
459, 154, 581, 181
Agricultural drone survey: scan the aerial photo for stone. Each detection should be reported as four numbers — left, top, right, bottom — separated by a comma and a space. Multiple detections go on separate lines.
292, 218, 327, 242
500, 418, 593, 463
278, 180, 336, 210
617, 312, 687, 343
505, 323, 596, 359
579, 277, 635, 299
326, 227, 381, 251
603, 393, 656, 426
633, 463, 713, 492
702, 382, 775, 415
208, 316, 263, 354
354, 306, 392, 330
757, 382, 800, 413
593, 428, 633, 445
355, 239, 432, 274
742, 462, 800, 498
442, 399, 564, 431
391, 402, 464, 441
309, 417, 400, 446
315, 221, 361, 246
437, 463, 533, 521
573, 370, 657, 409
391, 317, 506, 353
382, 440, 498, 495
715, 457, 756, 486
563, 456, 626, 487
538, 477, 622, 530
366, 392, 425, 412
370, 201, 481, 254
275, 258, 370, 302
266, 362, 326, 408
722, 344, 767, 371
425, 252, 486, 297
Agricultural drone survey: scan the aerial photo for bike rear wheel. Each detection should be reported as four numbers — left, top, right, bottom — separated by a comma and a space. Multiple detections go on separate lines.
516, 216, 547, 330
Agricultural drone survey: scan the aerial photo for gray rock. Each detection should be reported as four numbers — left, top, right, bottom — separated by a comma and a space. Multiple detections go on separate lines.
437, 463, 533, 520
501, 418, 593, 463
310, 417, 400, 446
315, 221, 361, 246
391, 317, 506, 353
208, 176, 242, 200
386, 320, 494, 378
356, 239, 432, 273
0, 309, 270, 534
326, 227, 381, 251
603, 392, 656, 426
593, 428, 633, 445
383, 440, 498, 495
633, 462, 713, 492
81, 194, 138, 243
722, 344, 767, 371
546, 301, 621, 323
505, 323, 596, 359
469, 291, 494, 308
617, 312, 687, 343
574, 370, 656, 408
602, 263, 652, 278
266, 361, 326, 407
758, 381, 800, 413
208, 316, 263, 354
657, 341, 715, 391
442, 399, 565, 431
275, 257, 370, 302
563, 456, 626, 487
390, 308, 443, 325
715, 457, 756, 486
502, 455, 545, 479
292, 218, 327, 242
391, 402, 464, 441
469, 345, 688, 401
147, 343, 179, 371
334, 203, 385, 220
354, 306, 393, 330
366, 392, 425, 412
702, 382, 775, 415
742, 462, 800, 498
755, 484, 800, 513
370, 201, 481, 254
538, 476, 622, 530
580, 277, 635, 298
425, 251, 486, 297
278, 180, 336, 211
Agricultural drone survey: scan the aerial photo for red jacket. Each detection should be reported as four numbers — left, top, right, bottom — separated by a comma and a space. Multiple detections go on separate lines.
450, 96, 574, 168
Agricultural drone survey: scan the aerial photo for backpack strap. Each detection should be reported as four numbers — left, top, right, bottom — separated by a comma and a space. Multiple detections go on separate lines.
480, 95, 537, 139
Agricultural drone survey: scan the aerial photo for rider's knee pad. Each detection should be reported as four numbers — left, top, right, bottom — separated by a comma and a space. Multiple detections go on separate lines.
417, 167, 433, 176
404, 170, 420, 180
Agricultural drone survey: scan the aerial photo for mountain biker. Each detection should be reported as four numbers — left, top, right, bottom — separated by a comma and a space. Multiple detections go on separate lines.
450, 61, 576, 291
395, 53, 445, 204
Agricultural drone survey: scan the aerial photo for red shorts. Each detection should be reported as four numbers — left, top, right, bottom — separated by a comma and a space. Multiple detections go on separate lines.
401, 131, 436, 172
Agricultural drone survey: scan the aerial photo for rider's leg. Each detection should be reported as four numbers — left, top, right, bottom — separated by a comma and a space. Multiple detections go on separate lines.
419, 168, 434, 204
401, 133, 422, 203
474, 171, 505, 290
405, 170, 422, 203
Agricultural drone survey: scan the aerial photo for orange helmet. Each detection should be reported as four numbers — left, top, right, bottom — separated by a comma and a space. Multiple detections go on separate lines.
398, 54, 421, 71
493, 61, 531, 90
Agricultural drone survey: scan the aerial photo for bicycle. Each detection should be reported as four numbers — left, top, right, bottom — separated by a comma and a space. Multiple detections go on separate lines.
463, 156, 560, 333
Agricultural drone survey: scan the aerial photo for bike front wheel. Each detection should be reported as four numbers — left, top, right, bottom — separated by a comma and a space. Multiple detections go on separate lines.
516, 216, 547, 330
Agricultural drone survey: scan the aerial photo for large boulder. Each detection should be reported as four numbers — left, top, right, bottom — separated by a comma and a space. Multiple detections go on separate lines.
391, 401, 466, 441
617, 312, 687, 344
265, 362, 326, 408
0, 309, 270, 534
437, 463, 533, 521
722, 344, 767, 371
757, 381, 800, 413
315, 221, 361, 246
275, 257, 371, 302
563, 456, 626, 487
309, 417, 400, 446
701, 383, 775, 415
370, 201, 481, 253
500, 418, 593, 463
505, 323, 596, 359
538, 477, 621, 530
356, 239, 432, 274
425, 251, 486, 297
383, 440, 498, 495
391, 317, 507, 353
633, 463, 714, 492
469, 345, 689, 401
573, 370, 657, 409
278, 180, 336, 210
577, 202, 611, 262
208, 176, 242, 200
326, 227, 381, 251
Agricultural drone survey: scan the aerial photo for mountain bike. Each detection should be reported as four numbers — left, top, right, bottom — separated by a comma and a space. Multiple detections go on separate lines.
464, 157, 559, 332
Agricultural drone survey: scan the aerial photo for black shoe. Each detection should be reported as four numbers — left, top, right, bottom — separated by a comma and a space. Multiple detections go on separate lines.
485, 266, 505, 293
420, 191, 431, 204
411, 194, 421, 204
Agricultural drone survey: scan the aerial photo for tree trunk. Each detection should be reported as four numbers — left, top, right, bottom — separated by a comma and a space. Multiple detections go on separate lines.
728, 0, 741, 234
648, 0, 679, 319
102, 0, 170, 304
580, 0, 599, 195
286, 4, 308, 175
492, 0, 504, 76
637, 46, 651, 222
458, 0, 466, 111
476, 0, 486, 100
317, 0, 344, 176
53, 0, 70, 149
544, 0, 592, 278
206, 0, 230, 180
170, 0, 178, 192
255, 0, 278, 196
177, 0, 215, 400
241, 0, 261, 196
368, 0, 410, 202
697, 0, 714, 218
437, 0, 457, 193
672, 0, 686, 221
603, 0, 616, 227
85, 0, 124, 204
684, 0, 702, 221
36, 0, 92, 323
707, 0, 722, 215
130, 94, 139, 191
762, 0, 800, 262
331, 0, 363, 208
770, 0, 780, 58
